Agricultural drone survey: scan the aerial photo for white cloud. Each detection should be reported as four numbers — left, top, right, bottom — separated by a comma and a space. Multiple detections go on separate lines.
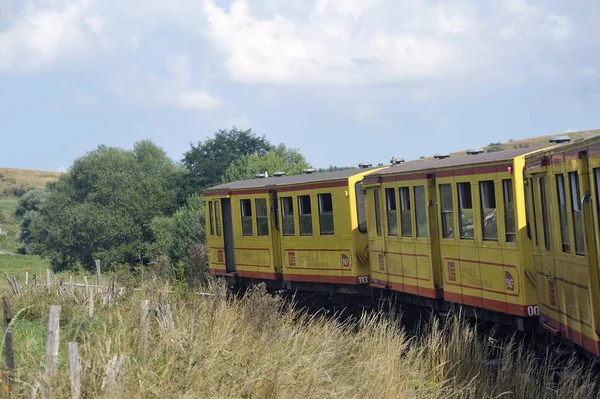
202, 0, 573, 87
128, 55, 221, 111
581, 66, 600, 79
0, 0, 109, 72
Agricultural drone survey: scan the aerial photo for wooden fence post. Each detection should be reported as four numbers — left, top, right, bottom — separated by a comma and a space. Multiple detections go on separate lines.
26, 268, 29, 286
12, 276, 19, 295
46, 269, 52, 290
33, 273, 37, 289
3, 296, 14, 391
140, 300, 150, 360
68, 342, 81, 399
95, 259, 102, 289
84, 276, 89, 298
89, 289, 95, 318
45, 305, 61, 377
4, 272, 17, 295
70, 272, 74, 293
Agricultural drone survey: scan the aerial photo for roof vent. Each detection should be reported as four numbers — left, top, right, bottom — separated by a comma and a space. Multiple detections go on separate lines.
390, 157, 405, 165
549, 135, 571, 144
466, 148, 484, 155
434, 153, 450, 159
358, 162, 372, 169
255, 173, 266, 178
273, 171, 286, 177
303, 168, 316, 174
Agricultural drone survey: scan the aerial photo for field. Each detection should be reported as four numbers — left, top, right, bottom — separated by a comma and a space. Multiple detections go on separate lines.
1, 277, 598, 398
0, 167, 61, 192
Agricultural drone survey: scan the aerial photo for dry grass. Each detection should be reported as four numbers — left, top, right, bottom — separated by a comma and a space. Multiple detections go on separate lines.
0, 168, 61, 197
1, 280, 598, 398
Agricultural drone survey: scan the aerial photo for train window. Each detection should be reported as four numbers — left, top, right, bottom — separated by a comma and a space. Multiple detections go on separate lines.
355, 182, 367, 233
281, 197, 295, 236
556, 174, 570, 253
503, 180, 516, 243
457, 183, 474, 240
240, 199, 253, 236
399, 187, 412, 237
209, 201, 215, 236
539, 177, 551, 251
386, 188, 398, 236
318, 193, 334, 235
414, 186, 428, 237
569, 172, 585, 256
440, 184, 454, 238
298, 195, 313, 236
479, 181, 497, 241
255, 199, 269, 236
215, 200, 222, 237
374, 189, 382, 236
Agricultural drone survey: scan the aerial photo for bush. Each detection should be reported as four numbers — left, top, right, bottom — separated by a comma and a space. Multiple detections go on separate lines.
186, 242, 209, 288
12, 185, 32, 197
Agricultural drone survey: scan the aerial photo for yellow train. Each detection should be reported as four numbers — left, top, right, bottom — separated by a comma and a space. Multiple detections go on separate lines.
205, 134, 600, 357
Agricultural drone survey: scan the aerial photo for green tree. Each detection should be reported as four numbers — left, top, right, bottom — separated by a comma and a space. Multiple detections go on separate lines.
14, 188, 49, 253
222, 144, 310, 182
25, 140, 181, 271
150, 193, 206, 278
181, 127, 272, 194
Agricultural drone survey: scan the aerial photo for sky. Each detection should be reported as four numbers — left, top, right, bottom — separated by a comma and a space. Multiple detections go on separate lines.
1, 0, 600, 172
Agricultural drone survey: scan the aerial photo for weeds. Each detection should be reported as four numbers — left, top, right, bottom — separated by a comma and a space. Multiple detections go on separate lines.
1, 281, 598, 398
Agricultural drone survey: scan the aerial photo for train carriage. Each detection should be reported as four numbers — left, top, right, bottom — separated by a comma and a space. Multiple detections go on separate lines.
524, 134, 600, 355
362, 146, 547, 319
205, 166, 385, 291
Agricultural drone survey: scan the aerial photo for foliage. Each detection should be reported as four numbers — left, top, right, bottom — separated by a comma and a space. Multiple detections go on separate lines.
23, 140, 181, 271
316, 165, 355, 173
150, 193, 206, 274
14, 189, 49, 253
486, 142, 504, 153
222, 143, 310, 182
181, 127, 272, 195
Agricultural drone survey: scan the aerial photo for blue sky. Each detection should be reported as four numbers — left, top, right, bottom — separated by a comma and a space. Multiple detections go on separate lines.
1, 0, 600, 172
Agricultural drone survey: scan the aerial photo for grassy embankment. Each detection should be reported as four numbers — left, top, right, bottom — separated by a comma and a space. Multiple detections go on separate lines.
0, 280, 598, 398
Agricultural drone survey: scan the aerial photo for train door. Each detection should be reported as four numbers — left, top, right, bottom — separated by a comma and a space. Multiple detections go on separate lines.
269, 190, 283, 274
369, 187, 388, 288
221, 198, 236, 273
427, 174, 444, 291
582, 155, 600, 335
532, 174, 561, 332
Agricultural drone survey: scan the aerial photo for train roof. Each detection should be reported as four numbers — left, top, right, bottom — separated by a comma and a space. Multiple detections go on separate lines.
368, 145, 551, 177
204, 167, 382, 193
524, 133, 600, 160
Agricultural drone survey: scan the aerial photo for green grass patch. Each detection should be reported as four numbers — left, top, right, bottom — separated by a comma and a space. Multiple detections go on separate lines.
0, 197, 18, 221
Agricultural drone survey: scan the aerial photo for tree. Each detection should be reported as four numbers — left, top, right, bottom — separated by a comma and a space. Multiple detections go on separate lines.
181, 127, 272, 195
24, 140, 181, 271
222, 144, 310, 182
14, 188, 49, 253
150, 193, 206, 278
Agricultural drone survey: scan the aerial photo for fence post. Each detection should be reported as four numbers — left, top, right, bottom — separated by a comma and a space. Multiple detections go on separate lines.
95, 259, 102, 290
4, 272, 17, 295
33, 273, 37, 289
3, 296, 14, 391
45, 305, 62, 378
26, 268, 29, 286
84, 276, 89, 298
12, 276, 19, 295
140, 300, 150, 360
68, 342, 81, 399
89, 289, 95, 318
46, 268, 52, 290
70, 272, 74, 293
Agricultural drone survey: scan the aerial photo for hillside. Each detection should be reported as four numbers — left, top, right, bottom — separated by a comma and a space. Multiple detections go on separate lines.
0, 167, 61, 197
450, 128, 600, 158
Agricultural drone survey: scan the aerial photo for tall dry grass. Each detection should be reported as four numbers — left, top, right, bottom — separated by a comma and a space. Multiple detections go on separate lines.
1, 280, 598, 398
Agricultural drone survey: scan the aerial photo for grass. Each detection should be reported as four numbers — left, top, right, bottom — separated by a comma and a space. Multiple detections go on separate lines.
0, 280, 598, 398
0, 168, 60, 191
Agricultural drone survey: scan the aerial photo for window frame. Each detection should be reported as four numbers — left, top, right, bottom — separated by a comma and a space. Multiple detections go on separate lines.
374, 188, 382, 237
479, 180, 498, 242
355, 182, 367, 233
556, 174, 570, 253
215, 200, 221, 237
208, 201, 215, 236
255, 198, 269, 237
457, 182, 474, 240
414, 186, 428, 238
503, 179, 516, 244
385, 187, 398, 236
399, 187, 412, 237
298, 195, 313, 236
439, 183, 454, 239
240, 199, 254, 236
281, 196, 295, 236
318, 193, 335, 235
569, 171, 585, 256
